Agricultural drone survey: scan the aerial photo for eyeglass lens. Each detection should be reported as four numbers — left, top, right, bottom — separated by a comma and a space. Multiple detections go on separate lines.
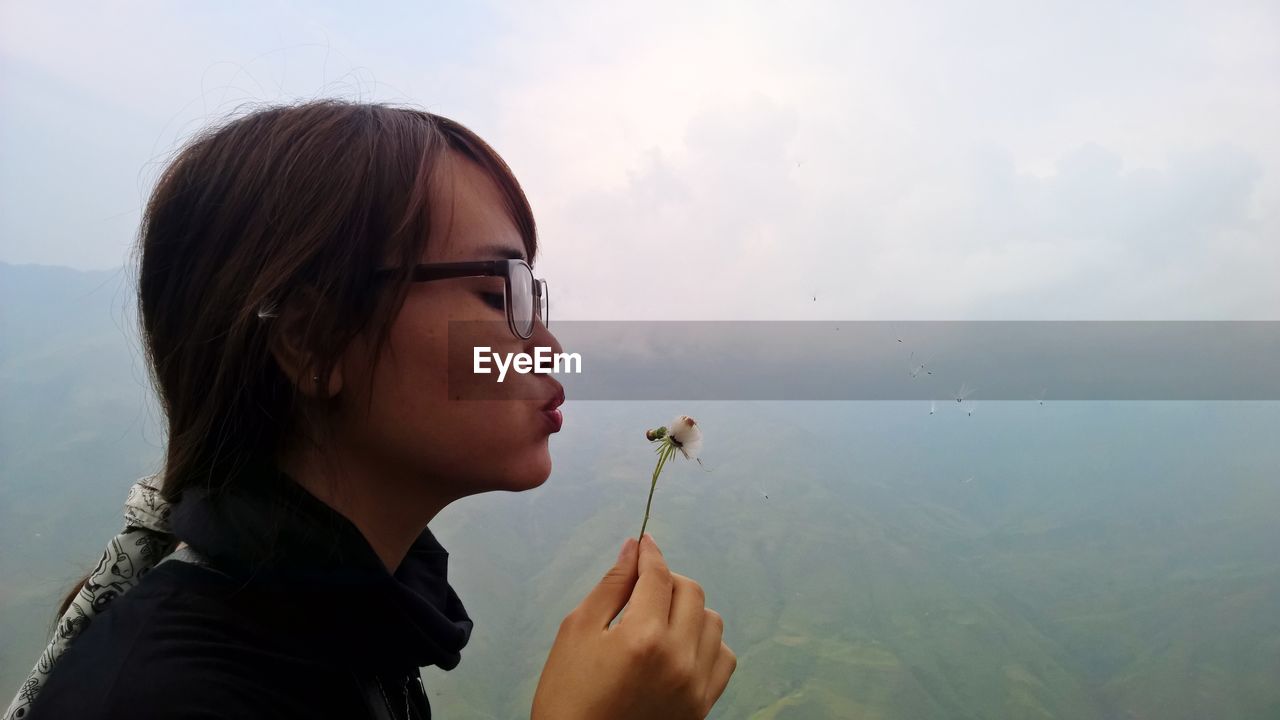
510, 262, 535, 338
538, 279, 548, 329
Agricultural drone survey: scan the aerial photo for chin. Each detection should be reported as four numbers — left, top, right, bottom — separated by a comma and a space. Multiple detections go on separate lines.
509, 447, 553, 490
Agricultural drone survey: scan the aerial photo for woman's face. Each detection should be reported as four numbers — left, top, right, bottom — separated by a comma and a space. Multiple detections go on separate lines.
334, 151, 564, 499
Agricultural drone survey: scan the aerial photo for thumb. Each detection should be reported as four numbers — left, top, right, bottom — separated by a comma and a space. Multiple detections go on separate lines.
576, 536, 639, 630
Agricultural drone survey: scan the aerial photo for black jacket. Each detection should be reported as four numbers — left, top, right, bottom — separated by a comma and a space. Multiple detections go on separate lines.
28, 458, 474, 719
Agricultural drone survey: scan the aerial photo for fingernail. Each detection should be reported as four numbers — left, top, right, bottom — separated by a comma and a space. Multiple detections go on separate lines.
617, 537, 634, 561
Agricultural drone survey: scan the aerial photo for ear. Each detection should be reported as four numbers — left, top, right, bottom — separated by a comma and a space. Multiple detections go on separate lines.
266, 292, 345, 399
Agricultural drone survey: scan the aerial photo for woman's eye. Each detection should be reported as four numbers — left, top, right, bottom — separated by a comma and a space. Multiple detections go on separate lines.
478, 291, 505, 311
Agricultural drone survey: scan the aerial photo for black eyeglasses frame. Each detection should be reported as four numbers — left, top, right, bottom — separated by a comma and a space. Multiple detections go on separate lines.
371, 259, 548, 340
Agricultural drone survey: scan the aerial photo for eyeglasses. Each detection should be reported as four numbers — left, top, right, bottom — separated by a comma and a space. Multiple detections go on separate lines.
372, 259, 549, 340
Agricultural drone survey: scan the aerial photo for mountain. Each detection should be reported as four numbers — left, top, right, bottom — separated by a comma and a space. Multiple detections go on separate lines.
2, 262, 1278, 718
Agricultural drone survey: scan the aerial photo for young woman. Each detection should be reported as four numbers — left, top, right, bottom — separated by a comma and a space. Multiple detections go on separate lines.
13, 100, 735, 719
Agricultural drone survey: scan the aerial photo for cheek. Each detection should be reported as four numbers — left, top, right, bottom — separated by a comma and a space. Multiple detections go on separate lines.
346, 317, 551, 483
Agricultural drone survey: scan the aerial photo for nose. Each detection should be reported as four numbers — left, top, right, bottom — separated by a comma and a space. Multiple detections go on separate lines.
526, 315, 564, 357
523, 318, 565, 397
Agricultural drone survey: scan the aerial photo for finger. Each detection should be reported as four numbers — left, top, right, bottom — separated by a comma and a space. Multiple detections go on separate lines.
621, 532, 673, 630
668, 572, 706, 641
576, 536, 639, 630
701, 642, 737, 716
694, 608, 723, 675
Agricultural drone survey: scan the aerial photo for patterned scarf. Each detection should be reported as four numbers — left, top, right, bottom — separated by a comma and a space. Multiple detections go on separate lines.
4, 475, 180, 720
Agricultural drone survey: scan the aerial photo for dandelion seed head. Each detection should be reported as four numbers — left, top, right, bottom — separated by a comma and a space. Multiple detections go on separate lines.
668, 415, 703, 460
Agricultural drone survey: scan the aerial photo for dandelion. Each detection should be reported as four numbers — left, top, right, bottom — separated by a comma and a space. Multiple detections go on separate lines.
638, 415, 705, 542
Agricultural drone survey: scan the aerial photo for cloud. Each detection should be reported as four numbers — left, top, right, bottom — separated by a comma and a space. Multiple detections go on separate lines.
541, 104, 1272, 320
1, 0, 1276, 319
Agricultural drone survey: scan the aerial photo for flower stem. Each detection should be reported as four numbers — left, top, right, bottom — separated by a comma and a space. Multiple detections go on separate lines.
638, 441, 674, 543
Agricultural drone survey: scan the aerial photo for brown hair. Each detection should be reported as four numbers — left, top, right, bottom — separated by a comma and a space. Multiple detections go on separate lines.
54, 99, 537, 618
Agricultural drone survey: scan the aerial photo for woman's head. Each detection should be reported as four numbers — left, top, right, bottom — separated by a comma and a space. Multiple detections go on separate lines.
137, 99, 562, 508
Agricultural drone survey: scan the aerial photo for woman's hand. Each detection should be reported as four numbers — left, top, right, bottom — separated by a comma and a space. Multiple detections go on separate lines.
531, 533, 737, 719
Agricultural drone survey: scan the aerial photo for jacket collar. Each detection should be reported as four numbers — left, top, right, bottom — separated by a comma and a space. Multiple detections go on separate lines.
169, 456, 474, 672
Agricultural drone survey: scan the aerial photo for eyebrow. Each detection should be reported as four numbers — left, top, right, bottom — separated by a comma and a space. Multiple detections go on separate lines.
478, 244, 528, 262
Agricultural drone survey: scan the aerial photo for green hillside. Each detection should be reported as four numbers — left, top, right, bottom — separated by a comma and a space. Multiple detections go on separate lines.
419, 400, 1280, 719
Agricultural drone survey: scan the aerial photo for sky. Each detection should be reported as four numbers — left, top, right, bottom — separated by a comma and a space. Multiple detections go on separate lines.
1, 0, 1277, 321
